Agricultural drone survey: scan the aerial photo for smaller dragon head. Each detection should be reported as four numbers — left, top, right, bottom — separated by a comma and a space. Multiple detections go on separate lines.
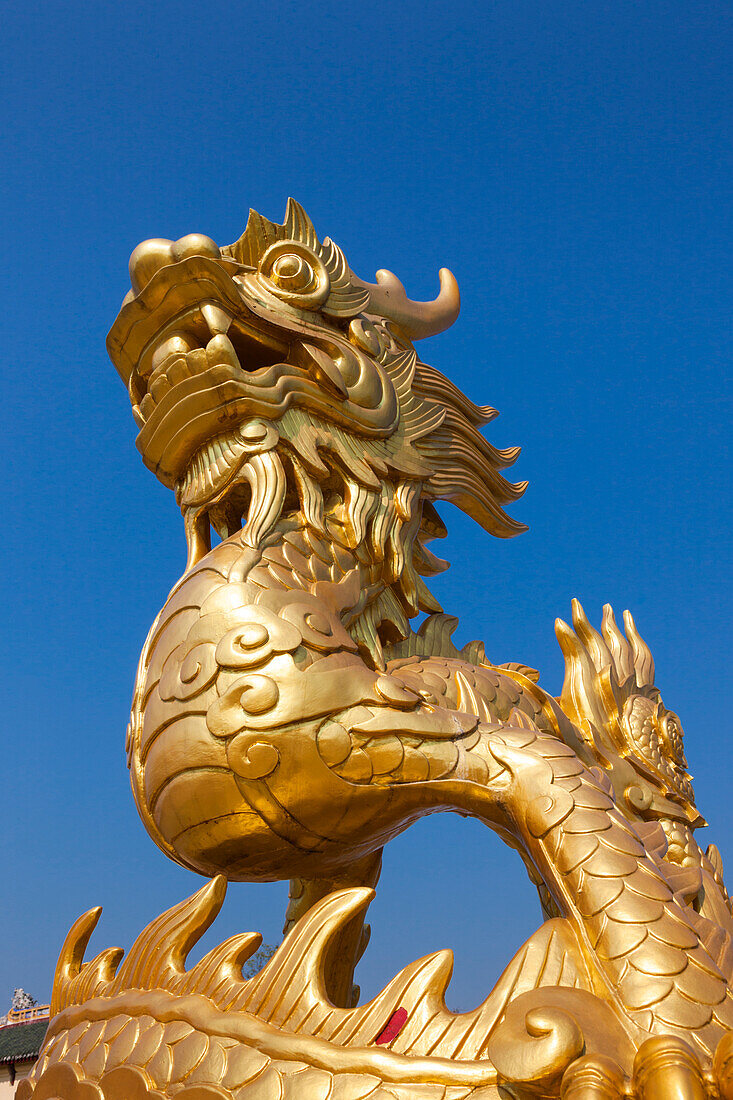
555, 600, 701, 829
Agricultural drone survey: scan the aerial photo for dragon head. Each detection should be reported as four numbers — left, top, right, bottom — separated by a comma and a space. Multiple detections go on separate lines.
107, 200, 526, 600
556, 600, 701, 830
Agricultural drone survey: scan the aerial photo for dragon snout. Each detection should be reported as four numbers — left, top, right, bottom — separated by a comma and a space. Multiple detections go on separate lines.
128, 233, 222, 295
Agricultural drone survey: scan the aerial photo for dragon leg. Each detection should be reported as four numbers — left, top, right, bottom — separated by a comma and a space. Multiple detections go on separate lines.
284, 848, 383, 1007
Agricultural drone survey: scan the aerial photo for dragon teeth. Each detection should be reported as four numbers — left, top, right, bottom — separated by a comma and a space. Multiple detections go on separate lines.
166, 357, 191, 386
149, 374, 170, 402
201, 303, 232, 336
150, 333, 196, 373
206, 333, 240, 368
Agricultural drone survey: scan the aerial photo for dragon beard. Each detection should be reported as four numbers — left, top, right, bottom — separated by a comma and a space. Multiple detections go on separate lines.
177, 415, 432, 668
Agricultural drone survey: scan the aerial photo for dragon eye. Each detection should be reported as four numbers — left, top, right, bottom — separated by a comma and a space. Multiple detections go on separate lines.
258, 241, 330, 310
270, 253, 316, 294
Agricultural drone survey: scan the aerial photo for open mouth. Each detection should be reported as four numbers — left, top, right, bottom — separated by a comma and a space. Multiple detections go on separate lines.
130, 303, 290, 424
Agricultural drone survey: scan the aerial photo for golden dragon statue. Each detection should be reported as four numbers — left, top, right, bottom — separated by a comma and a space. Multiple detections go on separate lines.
26, 201, 733, 1099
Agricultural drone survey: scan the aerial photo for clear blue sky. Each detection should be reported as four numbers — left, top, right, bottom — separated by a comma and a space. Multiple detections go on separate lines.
2, 0, 731, 1014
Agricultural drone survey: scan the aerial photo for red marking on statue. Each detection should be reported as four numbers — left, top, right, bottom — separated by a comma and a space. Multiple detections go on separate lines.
375, 1007, 408, 1045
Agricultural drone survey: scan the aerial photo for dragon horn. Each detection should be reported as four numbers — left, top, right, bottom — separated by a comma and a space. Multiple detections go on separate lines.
623, 609, 656, 687
352, 267, 460, 340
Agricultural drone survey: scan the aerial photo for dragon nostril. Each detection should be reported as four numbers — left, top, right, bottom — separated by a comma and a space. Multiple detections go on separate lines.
172, 233, 221, 262
129, 238, 174, 294
129, 235, 222, 296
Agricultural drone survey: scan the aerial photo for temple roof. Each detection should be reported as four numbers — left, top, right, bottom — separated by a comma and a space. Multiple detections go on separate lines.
0, 1019, 49, 1064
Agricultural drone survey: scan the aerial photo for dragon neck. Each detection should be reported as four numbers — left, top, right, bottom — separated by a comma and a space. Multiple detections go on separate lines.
194, 507, 422, 672
179, 421, 449, 669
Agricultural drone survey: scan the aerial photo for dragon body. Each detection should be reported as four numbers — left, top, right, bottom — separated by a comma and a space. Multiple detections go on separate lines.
26, 201, 733, 1098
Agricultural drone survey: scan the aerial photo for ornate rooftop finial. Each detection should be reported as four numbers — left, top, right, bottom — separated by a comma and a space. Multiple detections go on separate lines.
10, 990, 36, 1012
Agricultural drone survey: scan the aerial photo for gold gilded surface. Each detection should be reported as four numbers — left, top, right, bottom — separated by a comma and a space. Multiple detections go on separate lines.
29, 200, 732, 1099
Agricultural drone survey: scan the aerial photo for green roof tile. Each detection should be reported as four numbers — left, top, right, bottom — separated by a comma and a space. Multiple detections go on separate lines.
0, 1019, 49, 1064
